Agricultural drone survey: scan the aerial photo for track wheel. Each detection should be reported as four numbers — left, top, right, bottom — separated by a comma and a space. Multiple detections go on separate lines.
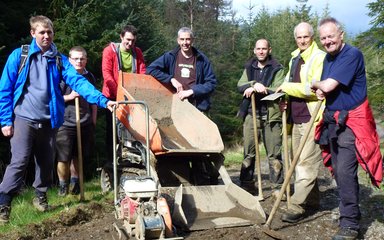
100, 168, 112, 193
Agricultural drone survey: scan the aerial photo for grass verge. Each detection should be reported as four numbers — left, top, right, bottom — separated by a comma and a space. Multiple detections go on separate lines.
0, 179, 113, 235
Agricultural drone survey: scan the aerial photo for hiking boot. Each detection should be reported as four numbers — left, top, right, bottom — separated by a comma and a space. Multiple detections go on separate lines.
58, 184, 68, 197
0, 205, 11, 224
332, 227, 359, 240
281, 210, 304, 223
33, 195, 50, 212
69, 182, 80, 195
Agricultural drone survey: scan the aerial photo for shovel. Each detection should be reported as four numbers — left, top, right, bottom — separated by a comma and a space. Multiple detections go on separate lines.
262, 100, 322, 239
260, 92, 290, 203
282, 106, 291, 206
251, 93, 263, 201
75, 97, 85, 201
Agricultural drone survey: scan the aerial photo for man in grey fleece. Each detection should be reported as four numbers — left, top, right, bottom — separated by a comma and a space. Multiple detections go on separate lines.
0, 15, 116, 224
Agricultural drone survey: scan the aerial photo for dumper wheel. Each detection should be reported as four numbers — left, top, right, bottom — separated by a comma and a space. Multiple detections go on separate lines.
100, 168, 113, 193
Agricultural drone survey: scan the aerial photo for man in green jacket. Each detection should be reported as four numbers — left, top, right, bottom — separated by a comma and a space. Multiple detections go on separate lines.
277, 22, 326, 223
237, 39, 285, 191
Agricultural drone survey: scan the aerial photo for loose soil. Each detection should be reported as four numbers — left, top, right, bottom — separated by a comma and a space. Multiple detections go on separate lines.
1, 162, 383, 240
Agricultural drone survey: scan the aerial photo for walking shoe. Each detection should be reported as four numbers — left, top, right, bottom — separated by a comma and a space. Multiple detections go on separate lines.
281, 210, 304, 223
33, 195, 50, 212
332, 227, 359, 240
0, 205, 11, 224
58, 184, 68, 197
69, 182, 80, 195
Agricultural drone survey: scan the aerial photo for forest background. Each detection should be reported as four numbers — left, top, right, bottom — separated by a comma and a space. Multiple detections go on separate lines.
0, 0, 383, 179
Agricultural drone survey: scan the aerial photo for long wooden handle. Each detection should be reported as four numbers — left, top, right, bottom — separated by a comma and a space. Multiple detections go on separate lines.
75, 97, 85, 201
282, 110, 291, 206
251, 94, 263, 199
265, 100, 322, 227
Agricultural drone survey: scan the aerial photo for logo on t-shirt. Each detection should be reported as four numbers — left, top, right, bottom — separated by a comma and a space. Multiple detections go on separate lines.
179, 64, 194, 78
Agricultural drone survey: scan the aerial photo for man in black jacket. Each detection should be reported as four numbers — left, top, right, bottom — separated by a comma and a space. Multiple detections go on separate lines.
237, 39, 285, 191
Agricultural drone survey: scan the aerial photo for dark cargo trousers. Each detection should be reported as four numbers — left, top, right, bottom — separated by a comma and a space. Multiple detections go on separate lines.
329, 126, 360, 231
240, 114, 283, 185
0, 117, 55, 205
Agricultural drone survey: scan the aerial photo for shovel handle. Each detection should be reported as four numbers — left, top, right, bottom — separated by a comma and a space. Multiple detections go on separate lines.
75, 97, 85, 201
251, 94, 263, 199
265, 100, 322, 227
282, 110, 291, 206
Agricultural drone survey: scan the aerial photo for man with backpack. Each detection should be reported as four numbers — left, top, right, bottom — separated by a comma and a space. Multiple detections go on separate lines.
101, 25, 146, 191
0, 15, 116, 224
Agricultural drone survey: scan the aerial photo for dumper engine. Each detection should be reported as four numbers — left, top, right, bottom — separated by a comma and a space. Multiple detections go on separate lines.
114, 121, 173, 240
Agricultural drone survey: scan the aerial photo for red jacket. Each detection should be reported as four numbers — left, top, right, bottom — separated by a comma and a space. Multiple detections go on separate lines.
102, 43, 146, 100
315, 99, 383, 187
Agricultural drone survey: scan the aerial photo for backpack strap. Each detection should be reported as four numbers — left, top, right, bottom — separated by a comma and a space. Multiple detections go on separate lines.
55, 54, 62, 72
17, 45, 63, 80
18, 45, 30, 75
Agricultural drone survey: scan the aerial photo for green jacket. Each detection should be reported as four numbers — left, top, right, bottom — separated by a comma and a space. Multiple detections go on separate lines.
237, 57, 285, 122
280, 41, 326, 123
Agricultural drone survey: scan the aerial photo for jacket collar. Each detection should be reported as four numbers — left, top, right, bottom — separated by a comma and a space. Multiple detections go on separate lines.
171, 46, 201, 58
29, 38, 58, 57
291, 41, 320, 62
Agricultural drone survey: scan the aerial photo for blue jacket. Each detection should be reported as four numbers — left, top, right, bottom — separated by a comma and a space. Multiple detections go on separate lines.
0, 38, 108, 128
146, 46, 217, 111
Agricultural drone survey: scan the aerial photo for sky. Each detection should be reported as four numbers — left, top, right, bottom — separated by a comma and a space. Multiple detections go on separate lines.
231, 0, 375, 35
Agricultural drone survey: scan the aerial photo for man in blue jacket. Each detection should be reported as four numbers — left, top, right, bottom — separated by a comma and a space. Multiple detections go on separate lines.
0, 15, 116, 223
146, 27, 217, 113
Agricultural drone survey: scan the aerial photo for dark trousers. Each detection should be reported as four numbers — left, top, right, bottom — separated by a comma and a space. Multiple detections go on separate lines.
240, 114, 283, 185
0, 117, 55, 205
330, 126, 360, 230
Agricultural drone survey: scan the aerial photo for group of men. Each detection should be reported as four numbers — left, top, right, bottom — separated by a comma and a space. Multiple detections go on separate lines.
238, 19, 382, 240
0, 15, 217, 225
0, 14, 381, 240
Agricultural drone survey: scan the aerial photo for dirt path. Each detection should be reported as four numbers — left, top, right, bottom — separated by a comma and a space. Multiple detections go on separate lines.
1, 162, 383, 240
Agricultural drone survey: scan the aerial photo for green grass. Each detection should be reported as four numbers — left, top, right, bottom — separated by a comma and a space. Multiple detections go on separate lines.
223, 143, 267, 167
0, 179, 113, 235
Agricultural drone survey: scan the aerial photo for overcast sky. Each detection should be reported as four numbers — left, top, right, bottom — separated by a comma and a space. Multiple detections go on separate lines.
231, 0, 375, 35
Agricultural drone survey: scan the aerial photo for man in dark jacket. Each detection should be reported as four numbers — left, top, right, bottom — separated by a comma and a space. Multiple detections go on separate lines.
56, 46, 97, 196
146, 27, 217, 113
237, 39, 285, 192
146, 27, 218, 185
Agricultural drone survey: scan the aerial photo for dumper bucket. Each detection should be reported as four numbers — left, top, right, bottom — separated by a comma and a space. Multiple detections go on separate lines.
116, 72, 224, 154
115, 72, 265, 230
170, 183, 265, 230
